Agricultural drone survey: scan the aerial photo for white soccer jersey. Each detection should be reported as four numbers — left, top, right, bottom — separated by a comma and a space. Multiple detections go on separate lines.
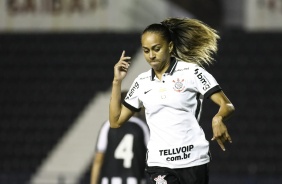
123, 58, 222, 169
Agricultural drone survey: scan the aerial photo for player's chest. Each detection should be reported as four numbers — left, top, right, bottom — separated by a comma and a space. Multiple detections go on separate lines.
139, 75, 194, 106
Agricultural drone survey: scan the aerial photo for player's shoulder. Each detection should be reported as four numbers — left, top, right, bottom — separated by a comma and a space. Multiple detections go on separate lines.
99, 120, 110, 132
176, 60, 209, 73
174, 60, 198, 74
128, 117, 149, 132
176, 60, 198, 69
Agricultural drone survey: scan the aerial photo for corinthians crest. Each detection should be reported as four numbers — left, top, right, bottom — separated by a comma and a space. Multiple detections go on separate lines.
172, 78, 185, 92
154, 175, 167, 184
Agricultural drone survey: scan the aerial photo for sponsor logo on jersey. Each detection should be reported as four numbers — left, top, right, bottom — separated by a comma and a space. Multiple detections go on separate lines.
172, 78, 185, 92
154, 175, 167, 184
126, 82, 139, 99
159, 145, 194, 162
194, 68, 211, 91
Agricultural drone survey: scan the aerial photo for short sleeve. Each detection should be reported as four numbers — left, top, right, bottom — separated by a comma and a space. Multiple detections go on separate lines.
192, 66, 222, 98
96, 121, 110, 152
123, 78, 142, 112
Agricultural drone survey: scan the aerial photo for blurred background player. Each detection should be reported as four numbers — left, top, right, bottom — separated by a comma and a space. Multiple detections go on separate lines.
91, 91, 150, 184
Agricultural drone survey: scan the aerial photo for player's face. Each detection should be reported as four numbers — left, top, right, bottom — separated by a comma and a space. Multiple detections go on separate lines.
141, 32, 172, 73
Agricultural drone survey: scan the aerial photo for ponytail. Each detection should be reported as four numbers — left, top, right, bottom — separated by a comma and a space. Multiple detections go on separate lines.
143, 17, 220, 67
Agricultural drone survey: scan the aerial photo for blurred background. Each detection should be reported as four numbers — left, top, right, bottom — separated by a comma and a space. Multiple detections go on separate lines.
0, 0, 282, 184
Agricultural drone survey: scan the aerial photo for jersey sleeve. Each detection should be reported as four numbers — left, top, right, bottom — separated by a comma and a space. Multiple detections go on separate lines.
96, 121, 110, 152
122, 78, 142, 112
192, 66, 222, 98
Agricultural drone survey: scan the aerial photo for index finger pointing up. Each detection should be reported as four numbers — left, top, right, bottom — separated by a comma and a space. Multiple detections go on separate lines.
120, 50, 125, 59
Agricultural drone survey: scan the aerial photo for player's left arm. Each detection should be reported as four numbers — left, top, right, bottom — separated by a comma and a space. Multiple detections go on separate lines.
210, 91, 235, 151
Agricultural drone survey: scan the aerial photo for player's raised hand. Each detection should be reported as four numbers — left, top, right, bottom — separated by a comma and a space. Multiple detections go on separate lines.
113, 51, 131, 81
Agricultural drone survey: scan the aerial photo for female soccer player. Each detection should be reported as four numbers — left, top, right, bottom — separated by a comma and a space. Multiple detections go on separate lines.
109, 17, 235, 184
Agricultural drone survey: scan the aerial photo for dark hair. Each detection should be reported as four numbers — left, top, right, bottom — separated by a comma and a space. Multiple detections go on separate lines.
142, 23, 172, 43
142, 17, 220, 66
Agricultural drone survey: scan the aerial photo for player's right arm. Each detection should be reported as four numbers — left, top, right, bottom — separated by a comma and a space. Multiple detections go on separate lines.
109, 51, 134, 128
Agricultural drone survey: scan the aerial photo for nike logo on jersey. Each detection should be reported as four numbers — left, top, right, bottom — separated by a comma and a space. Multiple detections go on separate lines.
144, 89, 152, 94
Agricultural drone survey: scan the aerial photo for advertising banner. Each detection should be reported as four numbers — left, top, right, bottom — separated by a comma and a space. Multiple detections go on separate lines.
0, 0, 113, 32
0, 0, 191, 32
245, 0, 282, 31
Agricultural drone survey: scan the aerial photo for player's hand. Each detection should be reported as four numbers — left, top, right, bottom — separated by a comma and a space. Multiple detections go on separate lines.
113, 50, 131, 82
211, 116, 232, 151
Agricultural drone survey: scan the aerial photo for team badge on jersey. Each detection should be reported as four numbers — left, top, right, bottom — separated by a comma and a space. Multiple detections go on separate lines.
154, 175, 167, 184
172, 78, 185, 92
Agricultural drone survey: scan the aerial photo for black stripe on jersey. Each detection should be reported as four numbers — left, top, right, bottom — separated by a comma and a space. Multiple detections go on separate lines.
150, 57, 177, 81
204, 85, 222, 99
195, 93, 201, 120
166, 57, 177, 75
123, 100, 141, 112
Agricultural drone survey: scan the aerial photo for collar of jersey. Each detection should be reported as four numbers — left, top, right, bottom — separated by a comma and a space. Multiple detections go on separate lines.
150, 57, 178, 81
